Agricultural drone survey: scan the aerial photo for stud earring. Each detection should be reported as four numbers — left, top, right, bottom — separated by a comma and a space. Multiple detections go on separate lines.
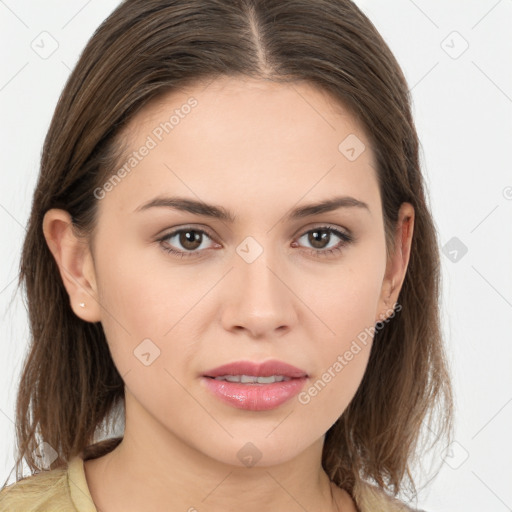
79, 302, 86, 308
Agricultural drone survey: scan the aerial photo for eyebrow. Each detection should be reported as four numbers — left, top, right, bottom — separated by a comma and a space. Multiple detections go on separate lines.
133, 195, 370, 222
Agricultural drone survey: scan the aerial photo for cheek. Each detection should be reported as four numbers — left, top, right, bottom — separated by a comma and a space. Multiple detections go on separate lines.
295, 343, 372, 441
295, 252, 384, 413
296, 282, 378, 431
94, 239, 209, 383
302, 250, 385, 344
93, 258, 198, 420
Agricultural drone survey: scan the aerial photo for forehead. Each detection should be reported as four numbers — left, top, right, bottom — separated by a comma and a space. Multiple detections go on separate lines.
99, 76, 380, 220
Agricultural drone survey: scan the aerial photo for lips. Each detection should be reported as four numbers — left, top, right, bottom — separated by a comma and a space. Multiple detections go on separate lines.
200, 359, 308, 411
202, 359, 308, 379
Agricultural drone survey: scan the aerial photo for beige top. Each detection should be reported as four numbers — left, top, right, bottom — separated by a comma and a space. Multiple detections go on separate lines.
0, 454, 422, 511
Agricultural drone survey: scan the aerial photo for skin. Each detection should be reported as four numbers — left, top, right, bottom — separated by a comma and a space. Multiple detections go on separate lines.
43, 76, 414, 512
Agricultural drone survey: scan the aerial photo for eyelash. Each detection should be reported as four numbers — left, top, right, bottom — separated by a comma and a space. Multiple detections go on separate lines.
157, 225, 354, 260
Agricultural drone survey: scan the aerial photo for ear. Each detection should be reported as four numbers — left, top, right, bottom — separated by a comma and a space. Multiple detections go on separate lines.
42, 208, 101, 323
375, 202, 415, 323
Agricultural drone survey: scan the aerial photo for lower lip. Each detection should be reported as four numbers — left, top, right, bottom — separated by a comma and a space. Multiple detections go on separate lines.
201, 376, 308, 411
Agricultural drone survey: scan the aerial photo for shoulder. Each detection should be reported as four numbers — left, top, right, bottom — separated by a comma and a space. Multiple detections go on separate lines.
0, 462, 74, 512
353, 479, 427, 512
0, 455, 97, 512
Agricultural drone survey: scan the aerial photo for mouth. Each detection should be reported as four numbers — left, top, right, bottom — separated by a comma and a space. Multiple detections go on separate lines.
202, 359, 309, 379
200, 359, 309, 411
206, 374, 293, 384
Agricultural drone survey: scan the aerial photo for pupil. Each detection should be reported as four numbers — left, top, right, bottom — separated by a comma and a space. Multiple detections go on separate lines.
310, 229, 329, 249
181, 230, 201, 250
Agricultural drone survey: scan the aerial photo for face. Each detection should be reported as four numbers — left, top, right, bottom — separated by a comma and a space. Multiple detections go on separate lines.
50, 76, 409, 468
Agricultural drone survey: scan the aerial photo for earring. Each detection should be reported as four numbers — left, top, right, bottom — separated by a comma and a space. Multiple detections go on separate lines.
79, 302, 86, 308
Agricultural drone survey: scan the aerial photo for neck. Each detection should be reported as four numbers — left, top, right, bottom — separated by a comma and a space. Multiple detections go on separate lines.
84, 394, 345, 511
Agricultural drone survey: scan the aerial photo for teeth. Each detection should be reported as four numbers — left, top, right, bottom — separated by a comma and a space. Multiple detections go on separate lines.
213, 374, 291, 383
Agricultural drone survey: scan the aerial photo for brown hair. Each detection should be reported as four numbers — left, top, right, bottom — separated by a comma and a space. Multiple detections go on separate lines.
3, 0, 453, 502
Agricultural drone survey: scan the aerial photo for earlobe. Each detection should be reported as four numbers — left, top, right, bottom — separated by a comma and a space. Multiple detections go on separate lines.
376, 203, 415, 323
42, 209, 101, 323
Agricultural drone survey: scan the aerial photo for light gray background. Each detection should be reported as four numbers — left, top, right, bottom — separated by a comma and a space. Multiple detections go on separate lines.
1, 1, 511, 511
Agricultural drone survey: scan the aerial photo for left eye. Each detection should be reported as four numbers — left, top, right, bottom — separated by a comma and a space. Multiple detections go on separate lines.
294, 226, 353, 256
158, 226, 353, 259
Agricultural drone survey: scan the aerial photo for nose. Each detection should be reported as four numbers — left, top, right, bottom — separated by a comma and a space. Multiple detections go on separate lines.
220, 243, 298, 339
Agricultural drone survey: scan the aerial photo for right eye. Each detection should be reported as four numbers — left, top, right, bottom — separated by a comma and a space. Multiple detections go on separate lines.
158, 227, 219, 259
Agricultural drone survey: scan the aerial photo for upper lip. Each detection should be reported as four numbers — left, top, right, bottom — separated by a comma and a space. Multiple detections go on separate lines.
202, 359, 308, 378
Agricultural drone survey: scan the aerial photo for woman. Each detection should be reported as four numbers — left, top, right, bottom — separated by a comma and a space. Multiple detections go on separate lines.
0, 1, 453, 510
